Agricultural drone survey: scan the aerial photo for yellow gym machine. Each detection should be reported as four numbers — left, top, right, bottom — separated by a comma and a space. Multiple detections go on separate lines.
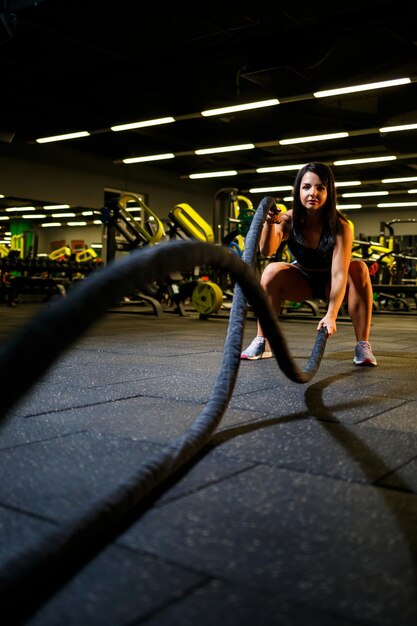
209, 190, 258, 313
167, 203, 223, 316
101, 192, 165, 262
352, 218, 417, 312
100, 193, 172, 315
0, 244, 9, 258
101, 193, 218, 316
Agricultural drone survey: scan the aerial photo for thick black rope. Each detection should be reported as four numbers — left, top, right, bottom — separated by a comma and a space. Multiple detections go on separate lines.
0, 196, 327, 621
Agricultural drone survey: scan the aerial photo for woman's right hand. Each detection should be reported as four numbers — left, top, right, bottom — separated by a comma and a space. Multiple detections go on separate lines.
265, 205, 282, 225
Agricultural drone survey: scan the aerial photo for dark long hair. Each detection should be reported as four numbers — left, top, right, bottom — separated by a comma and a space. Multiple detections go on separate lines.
292, 162, 347, 254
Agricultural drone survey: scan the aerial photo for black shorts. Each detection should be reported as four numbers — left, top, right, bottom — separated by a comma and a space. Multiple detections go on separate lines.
292, 262, 331, 299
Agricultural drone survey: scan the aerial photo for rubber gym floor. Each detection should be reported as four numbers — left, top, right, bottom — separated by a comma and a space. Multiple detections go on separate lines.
1, 301, 417, 626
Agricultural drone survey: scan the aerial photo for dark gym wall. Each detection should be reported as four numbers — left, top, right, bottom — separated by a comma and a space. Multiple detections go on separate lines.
1, 141, 416, 246
0, 141, 217, 221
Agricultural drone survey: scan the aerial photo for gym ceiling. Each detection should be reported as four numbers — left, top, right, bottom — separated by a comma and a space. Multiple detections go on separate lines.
1, 0, 417, 211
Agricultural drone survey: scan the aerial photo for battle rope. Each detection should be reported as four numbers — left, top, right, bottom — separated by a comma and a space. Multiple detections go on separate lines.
0, 196, 327, 621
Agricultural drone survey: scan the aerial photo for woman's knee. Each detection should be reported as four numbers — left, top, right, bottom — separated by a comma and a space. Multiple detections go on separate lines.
260, 262, 289, 289
348, 260, 371, 289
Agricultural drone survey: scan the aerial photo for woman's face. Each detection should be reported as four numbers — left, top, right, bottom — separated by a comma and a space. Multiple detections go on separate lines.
299, 171, 328, 211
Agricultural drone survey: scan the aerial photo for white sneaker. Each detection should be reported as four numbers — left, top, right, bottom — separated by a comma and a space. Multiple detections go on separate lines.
353, 341, 377, 366
241, 336, 272, 360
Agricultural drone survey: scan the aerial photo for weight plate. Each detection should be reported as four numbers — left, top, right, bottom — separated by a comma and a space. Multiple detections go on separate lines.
192, 281, 223, 315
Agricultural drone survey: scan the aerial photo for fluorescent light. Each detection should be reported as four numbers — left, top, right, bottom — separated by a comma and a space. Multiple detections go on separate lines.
91, 243, 103, 249
189, 170, 237, 179
0, 194, 4, 198
6, 206, 36, 212
0, 216, 10, 221
36, 131, 90, 143
381, 176, 417, 183
333, 156, 397, 166
279, 131, 348, 145
82, 211, 94, 216
22, 214, 47, 219
201, 99, 279, 117
335, 181, 361, 187
93, 220, 102, 225
256, 163, 306, 173
377, 202, 417, 207
51, 213, 76, 217
408, 189, 417, 194
249, 185, 293, 193
123, 153, 175, 164
283, 196, 293, 202
336, 204, 362, 210
379, 123, 417, 133
341, 191, 389, 197
314, 77, 411, 98
195, 143, 255, 155
67, 221, 87, 226
42, 222, 62, 227
43, 204, 70, 210
111, 117, 175, 132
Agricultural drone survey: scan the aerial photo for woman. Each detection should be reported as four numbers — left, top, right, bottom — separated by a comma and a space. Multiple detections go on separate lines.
241, 162, 377, 366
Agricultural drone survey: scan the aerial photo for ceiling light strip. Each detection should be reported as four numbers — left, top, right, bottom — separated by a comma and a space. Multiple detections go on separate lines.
314, 77, 411, 99
186, 154, 417, 182
36, 131, 90, 144
111, 117, 175, 132
379, 123, 417, 133
256, 163, 306, 173
381, 176, 417, 183
34, 114, 417, 161
43, 204, 71, 210
123, 153, 175, 164
377, 202, 417, 207
279, 132, 349, 145
34, 76, 417, 146
195, 143, 255, 155
249, 185, 293, 193
333, 156, 397, 166
201, 99, 279, 117
189, 170, 238, 179
342, 191, 389, 197
6, 206, 36, 212
335, 181, 361, 187
120, 121, 417, 164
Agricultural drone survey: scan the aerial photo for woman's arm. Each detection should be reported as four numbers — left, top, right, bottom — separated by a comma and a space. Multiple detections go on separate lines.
317, 220, 353, 336
259, 209, 292, 256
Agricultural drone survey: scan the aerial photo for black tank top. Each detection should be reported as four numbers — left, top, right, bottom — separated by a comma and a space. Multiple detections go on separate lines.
286, 230, 334, 270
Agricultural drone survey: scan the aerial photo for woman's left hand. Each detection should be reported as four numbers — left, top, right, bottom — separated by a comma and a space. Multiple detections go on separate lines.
317, 315, 337, 337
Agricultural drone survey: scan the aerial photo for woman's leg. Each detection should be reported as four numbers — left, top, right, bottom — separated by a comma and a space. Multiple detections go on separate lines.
242, 263, 317, 359
256, 262, 313, 337
346, 260, 374, 341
